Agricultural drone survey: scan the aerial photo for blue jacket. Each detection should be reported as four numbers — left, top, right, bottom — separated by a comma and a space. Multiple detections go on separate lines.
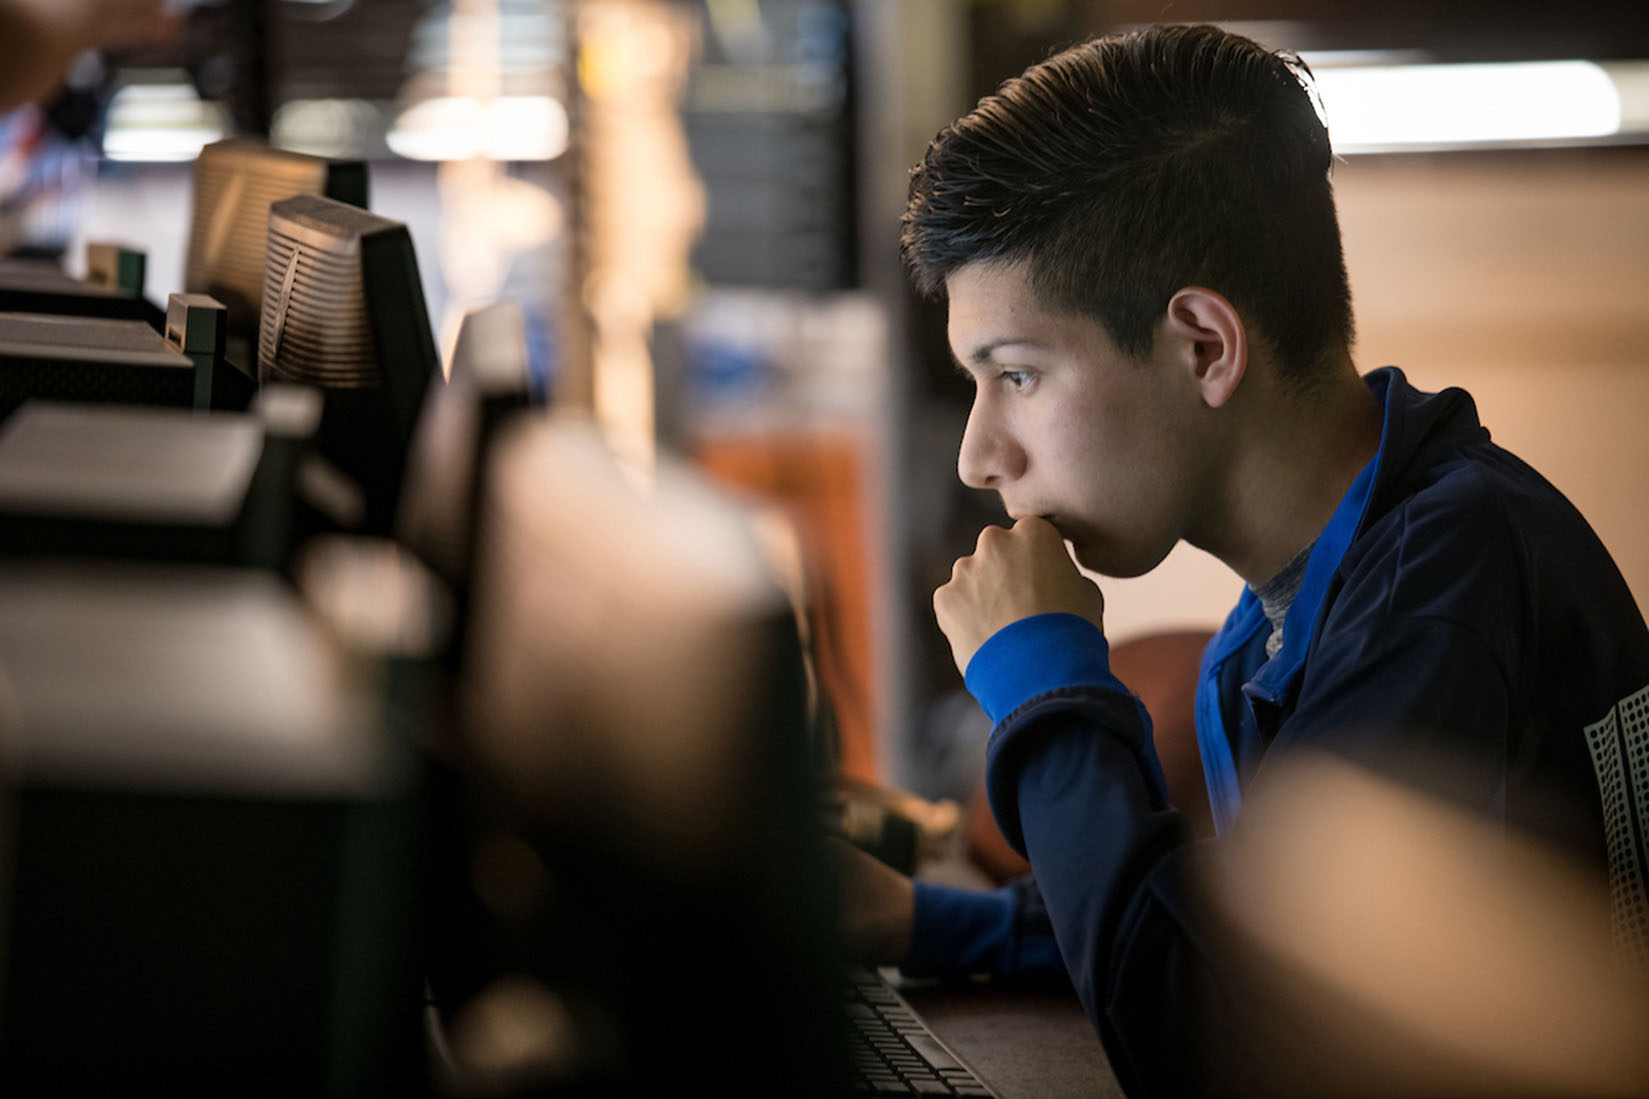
907, 367, 1649, 1096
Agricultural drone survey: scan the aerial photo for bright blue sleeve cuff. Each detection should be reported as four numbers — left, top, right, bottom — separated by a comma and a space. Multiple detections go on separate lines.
903, 879, 1016, 977
963, 613, 1119, 723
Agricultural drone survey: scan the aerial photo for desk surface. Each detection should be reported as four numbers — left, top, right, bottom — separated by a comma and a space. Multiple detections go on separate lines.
892, 854, 1126, 1098
899, 979, 1123, 1099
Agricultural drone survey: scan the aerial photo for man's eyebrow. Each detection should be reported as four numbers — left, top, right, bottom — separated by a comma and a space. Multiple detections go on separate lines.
967, 338, 1048, 365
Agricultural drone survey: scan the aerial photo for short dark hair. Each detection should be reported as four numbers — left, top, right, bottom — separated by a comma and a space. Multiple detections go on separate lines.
901, 24, 1355, 383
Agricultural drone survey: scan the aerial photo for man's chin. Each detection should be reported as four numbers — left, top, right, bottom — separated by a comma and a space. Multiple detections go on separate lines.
1071, 538, 1169, 579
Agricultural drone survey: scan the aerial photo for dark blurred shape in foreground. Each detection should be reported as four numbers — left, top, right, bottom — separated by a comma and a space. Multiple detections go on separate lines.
1209, 750, 1649, 1096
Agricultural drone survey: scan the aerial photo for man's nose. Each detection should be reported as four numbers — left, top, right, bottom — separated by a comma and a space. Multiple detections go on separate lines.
957, 401, 1025, 490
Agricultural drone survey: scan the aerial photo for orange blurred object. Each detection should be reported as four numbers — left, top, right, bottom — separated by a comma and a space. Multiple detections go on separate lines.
693, 429, 880, 783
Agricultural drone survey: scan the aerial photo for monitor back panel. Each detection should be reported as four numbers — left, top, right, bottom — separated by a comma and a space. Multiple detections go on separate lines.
0, 402, 264, 563
185, 139, 369, 339
0, 256, 161, 328
443, 415, 849, 1095
257, 194, 439, 533
0, 564, 423, 1094
0, 313, 197, 421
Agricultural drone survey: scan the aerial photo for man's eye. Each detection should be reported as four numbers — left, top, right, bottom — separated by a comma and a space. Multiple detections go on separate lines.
1001, 370, 1033, 390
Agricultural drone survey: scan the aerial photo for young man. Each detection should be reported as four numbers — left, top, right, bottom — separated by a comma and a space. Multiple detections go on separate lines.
840, 22, 1649, 1096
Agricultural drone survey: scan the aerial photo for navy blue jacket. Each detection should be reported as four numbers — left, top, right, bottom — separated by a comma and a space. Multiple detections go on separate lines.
908, 368, 1649, 1096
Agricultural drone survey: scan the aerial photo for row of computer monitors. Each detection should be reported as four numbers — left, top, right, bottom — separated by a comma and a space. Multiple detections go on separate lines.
0, 141, 843, 1094
0, 138, 541, 571
0, 138, 495, 1090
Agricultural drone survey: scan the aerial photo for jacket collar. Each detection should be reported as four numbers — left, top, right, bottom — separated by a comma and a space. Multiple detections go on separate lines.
1196, 366, 1486, 834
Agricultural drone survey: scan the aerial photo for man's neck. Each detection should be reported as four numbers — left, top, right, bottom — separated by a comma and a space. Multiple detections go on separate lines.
1191, 358, 1384, 588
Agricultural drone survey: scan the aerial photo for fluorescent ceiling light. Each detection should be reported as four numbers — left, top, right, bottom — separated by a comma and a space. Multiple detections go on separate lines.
386, 95, 570, 162
1311, 60, 1624, 152
270, 98, 383, 159
102, 79, 228, 162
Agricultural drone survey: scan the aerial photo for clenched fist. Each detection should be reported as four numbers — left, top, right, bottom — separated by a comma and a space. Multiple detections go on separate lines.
933, 516, 1106, 675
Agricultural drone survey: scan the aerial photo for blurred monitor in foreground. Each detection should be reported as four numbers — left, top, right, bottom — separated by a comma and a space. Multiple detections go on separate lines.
258, 193, 439, 535
1208, 750, 1649, 1096
185, 139, 369, 352
397, 299, 536, 599
0, 563, 424, 1095
430, 413, 847, 1095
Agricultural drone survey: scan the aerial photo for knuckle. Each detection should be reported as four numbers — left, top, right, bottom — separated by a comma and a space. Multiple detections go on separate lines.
1021, 515, 1055, 540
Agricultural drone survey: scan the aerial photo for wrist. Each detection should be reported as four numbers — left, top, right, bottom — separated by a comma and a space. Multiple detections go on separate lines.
964, 613, 1118, 723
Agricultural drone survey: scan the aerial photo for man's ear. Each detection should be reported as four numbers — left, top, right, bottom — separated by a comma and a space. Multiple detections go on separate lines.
1163, 287, 1247, 409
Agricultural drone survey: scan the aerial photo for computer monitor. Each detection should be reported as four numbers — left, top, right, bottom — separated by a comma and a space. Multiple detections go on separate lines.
0, 294, 252, 422
0, 392, 318, 569
184, 138, 369, 346
258, 193, 440, 534
397, 299, 536, 595
0, 562, 424, 1094
432, 414, 848, 1095
0, 242, 163, 328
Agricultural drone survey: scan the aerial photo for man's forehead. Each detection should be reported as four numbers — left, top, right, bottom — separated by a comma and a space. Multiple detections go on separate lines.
945, 262, 1067, 356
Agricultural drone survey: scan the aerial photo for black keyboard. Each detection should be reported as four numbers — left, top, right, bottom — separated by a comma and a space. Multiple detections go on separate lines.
842, 967, 996, 1096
